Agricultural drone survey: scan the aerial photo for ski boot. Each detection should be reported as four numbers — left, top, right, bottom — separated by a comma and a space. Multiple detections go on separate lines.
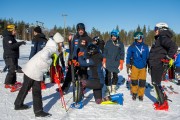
35, 111, 52, 117
110, 93, 124, 105
105, 86, 111, 96
138, 96, 143, 101
5, 84, 12, 89
111, 85, 116, 95
132, 93, 137, 101
154, 100, 169, 111
41, 82, 46, 90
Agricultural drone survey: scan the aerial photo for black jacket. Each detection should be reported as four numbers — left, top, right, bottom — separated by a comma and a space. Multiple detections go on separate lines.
2, 30, 24, 59
148, 30, 178, 66
29, 33, 47, 59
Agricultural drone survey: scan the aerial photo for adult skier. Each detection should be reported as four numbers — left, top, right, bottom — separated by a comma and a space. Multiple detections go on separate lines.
29, 26, 48, 89
61, 23, 92, 94
2, 24, 26, 91
148, 22, 178, 110
14, 32, 64, 117
103, 29, 125, 95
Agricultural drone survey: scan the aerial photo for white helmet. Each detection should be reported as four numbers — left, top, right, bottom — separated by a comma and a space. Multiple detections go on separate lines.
155, 22, 169, 31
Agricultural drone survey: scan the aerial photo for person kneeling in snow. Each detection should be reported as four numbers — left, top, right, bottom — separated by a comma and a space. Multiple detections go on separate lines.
14, 32, 64, 117
174, 49, 180, 85
78, 44, 123, 105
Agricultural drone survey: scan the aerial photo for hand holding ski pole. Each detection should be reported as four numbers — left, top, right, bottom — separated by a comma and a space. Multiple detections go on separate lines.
52, 53, 58, 67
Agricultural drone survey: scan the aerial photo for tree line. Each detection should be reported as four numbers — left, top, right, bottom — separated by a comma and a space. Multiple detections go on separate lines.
0, 18, 180, 46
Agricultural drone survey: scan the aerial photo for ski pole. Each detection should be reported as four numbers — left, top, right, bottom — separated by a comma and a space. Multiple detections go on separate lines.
54, 65, 68, 111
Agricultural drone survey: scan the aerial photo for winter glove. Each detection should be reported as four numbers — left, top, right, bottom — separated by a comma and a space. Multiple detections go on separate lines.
126, 64, 131, 74
169, 59, 174, 67
52, 53, 58, 66
166, 55, 174, 67
69, 60, 80, 66
102, 58, 106, 68
78, 52, 84, 57
118, 60, 124, 71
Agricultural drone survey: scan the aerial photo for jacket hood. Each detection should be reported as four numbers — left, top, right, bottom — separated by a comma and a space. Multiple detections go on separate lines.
160, 30, 173, 38
2, 30, 13, 37
34, 33, 47, 40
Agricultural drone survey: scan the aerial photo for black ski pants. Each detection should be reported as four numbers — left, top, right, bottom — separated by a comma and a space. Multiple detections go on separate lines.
105, 69, 118, 86
81, 79, 103, 101
151, 63, 164, 85
4, 57, 18, 85
14, 74, 43, 114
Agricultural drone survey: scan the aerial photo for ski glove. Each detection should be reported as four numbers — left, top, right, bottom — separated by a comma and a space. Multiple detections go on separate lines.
102, 58, 106, 68
126, 64, 131, 74
119, 60, 124, 71
169, 59, 174, 67
52, 53, 58, 66
78, 52, 84, 57
166, 55, 174, 67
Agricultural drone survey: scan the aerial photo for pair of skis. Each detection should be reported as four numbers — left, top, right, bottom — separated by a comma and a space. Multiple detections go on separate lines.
162, 85, 179, 94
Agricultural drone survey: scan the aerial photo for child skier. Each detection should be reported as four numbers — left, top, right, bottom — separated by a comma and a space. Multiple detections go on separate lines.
126, 32, 149, 101
14, 32, 64, 117
78, 44, 123, 105
103, 29, 125, 96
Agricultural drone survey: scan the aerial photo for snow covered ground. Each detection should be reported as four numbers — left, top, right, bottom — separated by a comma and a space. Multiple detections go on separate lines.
0, 38, 180, 120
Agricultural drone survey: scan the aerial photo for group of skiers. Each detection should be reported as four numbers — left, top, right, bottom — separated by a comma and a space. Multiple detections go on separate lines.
1, 22, 180, 117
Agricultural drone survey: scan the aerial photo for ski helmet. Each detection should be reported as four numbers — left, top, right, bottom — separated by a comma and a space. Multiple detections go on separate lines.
76, 23, 85, 31
111, 29, 119, 38
87, 44, 99, 55
6, 24, 16, 31
134, 32, 144, 40
154, 22, 169, 31
93, 36, 100, 43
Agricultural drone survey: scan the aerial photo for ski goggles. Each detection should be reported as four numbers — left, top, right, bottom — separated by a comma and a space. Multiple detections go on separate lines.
134, 35, 144, 40
154, 27, 159, 31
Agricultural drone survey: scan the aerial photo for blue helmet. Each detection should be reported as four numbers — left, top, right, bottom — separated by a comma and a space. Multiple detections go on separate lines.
111, 29, 119, 38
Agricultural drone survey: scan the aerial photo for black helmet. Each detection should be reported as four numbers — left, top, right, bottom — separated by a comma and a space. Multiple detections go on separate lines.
76, 23, 85, 31
93, 36, 100, 43
87, 44, 99, 55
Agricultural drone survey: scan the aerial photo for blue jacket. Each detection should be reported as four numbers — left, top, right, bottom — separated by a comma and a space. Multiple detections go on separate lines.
78, 53, 104, 84
126, 42, 149, 69
174, 54, 180, 67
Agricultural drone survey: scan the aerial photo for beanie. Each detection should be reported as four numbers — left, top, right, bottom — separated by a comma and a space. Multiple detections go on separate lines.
34, 26, 42, 33
53, 32, 64, 43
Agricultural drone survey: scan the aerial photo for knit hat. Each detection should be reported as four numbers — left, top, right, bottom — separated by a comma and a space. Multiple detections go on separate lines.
34, 26, 42, 33
53, 32, 64, 43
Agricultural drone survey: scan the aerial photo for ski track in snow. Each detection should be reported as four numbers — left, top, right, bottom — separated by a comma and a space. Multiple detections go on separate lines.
0, 38, 180, 120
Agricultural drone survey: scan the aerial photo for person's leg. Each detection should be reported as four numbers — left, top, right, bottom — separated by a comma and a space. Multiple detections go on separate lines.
151, 64, 167, 105
62, 65, 72, 93
130, 66, 139, 100
137, 68, 147, 101
14, 74, 33, 109
32, 80, 43, 114
111, 72, 118, 94
4, 58, 17, 85
93, 89, 102, 104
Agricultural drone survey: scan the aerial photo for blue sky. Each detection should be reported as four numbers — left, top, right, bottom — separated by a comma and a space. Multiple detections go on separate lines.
1, 0, 180, 33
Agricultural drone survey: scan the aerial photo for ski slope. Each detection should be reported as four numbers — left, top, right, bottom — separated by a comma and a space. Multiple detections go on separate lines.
0, 38, 180, 120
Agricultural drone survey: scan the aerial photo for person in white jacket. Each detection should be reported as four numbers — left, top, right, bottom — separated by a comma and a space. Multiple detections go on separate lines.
14, 32, 64, 117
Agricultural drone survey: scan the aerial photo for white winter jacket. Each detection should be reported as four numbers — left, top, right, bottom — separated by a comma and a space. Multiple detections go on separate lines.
22, 38, 59, 81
